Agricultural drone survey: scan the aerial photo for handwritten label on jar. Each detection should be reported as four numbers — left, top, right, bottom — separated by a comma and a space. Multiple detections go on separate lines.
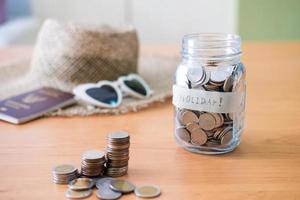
172, 85, 245, 113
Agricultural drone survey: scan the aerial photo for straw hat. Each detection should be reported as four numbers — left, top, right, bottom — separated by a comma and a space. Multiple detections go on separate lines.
0, 19, 178, 116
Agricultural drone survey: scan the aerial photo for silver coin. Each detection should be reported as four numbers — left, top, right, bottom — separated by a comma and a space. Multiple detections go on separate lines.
202, 70, 211, 85
187, 66, 204, 84
221, 130, 233, 145
210, 70, 230, 83
96, 177, 115, 189
223, 74, 235, 92
68, 178, 94, 191
52, 164, 77, 175
220, 127, 233, 144
96, 178, 122, 199
110, 180, 135, 193
108, 131, 129, 140
96, 187, 122, 200
65, 188, 92, 199
82, 150, 105, 160
134, 185, 161, 198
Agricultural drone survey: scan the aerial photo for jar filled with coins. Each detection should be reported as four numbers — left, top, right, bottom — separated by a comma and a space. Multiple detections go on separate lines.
173, 33, 246, 154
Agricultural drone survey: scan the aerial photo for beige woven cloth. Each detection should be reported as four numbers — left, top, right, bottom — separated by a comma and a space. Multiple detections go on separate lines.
0, 20, 179, 116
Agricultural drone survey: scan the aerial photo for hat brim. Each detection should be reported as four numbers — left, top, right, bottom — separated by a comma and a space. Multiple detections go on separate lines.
0, 53, 179, 116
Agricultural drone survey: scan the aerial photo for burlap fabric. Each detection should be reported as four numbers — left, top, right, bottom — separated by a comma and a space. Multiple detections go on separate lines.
31, 19, 138, 84
0, 19, 179, 116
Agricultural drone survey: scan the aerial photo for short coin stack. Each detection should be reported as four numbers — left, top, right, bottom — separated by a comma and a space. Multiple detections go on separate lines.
81, 150, 106, 177
106, 131, 130, 177
52, 164, 78, 184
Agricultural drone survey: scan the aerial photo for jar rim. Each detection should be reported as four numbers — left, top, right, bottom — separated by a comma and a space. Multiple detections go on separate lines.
183, 33, 241, 42
181, 33, 242, 62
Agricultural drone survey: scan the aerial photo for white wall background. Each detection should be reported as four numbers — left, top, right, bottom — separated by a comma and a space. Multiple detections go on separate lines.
3, 0, 238, 45
132, 0, 238, 43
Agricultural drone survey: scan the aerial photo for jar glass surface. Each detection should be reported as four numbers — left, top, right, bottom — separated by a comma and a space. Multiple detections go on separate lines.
173, 33, 246, 154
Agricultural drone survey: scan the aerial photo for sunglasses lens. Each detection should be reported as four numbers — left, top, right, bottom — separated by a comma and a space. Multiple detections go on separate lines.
124, 79, 147, 96
86, 85, 119, 106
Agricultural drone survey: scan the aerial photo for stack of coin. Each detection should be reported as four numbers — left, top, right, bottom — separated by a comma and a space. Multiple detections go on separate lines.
81, 150, 106, 177
106, 131, 130, 177
52, 164, 78, 184
175, 109, 234, 147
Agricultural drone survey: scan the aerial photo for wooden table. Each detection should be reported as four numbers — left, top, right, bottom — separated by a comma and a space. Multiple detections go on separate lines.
0, 43, 300, 200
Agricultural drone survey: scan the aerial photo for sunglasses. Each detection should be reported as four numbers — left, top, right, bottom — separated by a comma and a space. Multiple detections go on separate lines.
73, 74, 153, 108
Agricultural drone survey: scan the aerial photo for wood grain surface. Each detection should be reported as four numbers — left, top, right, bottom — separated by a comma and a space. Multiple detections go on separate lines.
0, 42, 300, 200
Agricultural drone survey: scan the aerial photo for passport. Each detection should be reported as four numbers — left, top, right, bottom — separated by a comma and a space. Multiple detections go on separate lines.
0, 87, 76, 124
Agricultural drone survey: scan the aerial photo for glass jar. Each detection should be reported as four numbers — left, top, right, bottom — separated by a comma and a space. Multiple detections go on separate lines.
172, 33, 246, 154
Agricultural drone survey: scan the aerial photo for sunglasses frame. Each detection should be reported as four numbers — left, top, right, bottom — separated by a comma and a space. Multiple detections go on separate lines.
73, 74, 153, 108
73, 81, 123, 108
117, 74, 153, 99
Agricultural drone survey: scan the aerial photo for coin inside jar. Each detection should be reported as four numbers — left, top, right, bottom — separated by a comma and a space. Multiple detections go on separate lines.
220, 128, 233, 146
211, 113, 224, 128
187, 66, 205, 84
68, 178, 94, 191
190, 128, 208, 146
210, 69, 231, 83
186, 122, 200, 132
179, 110, 198, 125
65, 188, 92, 199
134, 185, 161, 198
198, 113, 216, 131
175, 128, 191, 143
110, 180, 135, 193
223, 74, 235, 92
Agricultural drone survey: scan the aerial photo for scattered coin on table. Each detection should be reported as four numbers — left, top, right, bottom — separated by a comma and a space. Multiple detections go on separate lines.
96, 177, 122, 200
65, 188, 92, 199
68, 178, 94, 191
110, 179, 135, 193
96, 188, 122, 200
134, 185, 161, 198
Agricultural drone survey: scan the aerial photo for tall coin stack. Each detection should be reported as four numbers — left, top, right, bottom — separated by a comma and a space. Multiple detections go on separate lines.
106, 131, 130, 177
52, 164, 78, 184
81, 150, 106, 177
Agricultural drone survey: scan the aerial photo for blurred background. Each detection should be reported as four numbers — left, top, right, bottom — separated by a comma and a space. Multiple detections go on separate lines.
0, 0, 299, 47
